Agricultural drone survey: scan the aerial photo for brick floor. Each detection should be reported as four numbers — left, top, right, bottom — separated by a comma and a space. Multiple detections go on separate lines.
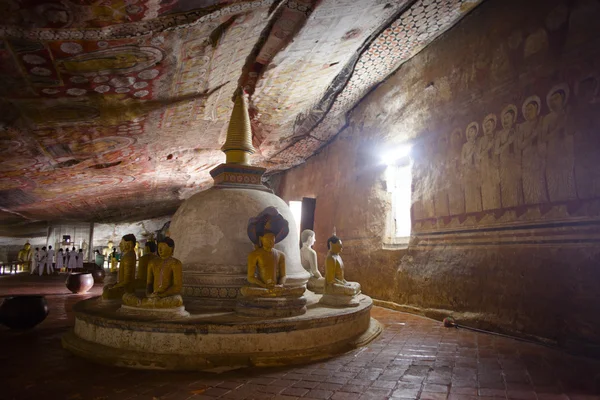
1, 274, 600, 400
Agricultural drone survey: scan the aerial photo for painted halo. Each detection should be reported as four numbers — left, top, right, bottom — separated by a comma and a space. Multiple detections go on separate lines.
483, 113, 497, 131
575, 75, 599, 97
465, 121, 480, 140
501, 104, 518, 119
521, 95, 541, 118
546, 83, 570, 108
247, 206, 290, 245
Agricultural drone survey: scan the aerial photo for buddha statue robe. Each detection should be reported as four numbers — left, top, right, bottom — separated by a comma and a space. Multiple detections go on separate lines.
240, 232, 304, 298
102, 235, 137, 300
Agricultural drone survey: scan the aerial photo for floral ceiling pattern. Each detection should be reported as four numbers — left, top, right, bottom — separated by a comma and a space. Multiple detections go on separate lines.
0, 0, 483, 227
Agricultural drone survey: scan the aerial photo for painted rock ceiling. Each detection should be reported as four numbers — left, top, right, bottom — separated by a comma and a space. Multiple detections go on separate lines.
0, 0, 482, 229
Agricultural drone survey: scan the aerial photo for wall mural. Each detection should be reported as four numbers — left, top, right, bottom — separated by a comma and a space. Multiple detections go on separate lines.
413, 75, 600, 232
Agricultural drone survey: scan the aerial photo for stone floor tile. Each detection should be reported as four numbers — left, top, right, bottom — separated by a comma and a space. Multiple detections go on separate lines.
478, 388, 507, 397
304, 389, 334, 399
421, 384, 448, 394
281, 387, 310, 397
418, 392, 447, 400
535, 394, 568, 400
391, 388, 421, 398
505, 390, 537, 399
331, 392, 361, 400
341, 385, 370, 393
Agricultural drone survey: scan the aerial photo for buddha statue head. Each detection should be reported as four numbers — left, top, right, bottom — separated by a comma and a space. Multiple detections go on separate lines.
258, 231, 276, 251
301, 229, 316, 248
120, 234, 136, 253
145, 241, 157, 255
24, 242, 31, 251
158, 238, 175, 259
247, 206, 290, 247
107, 240, 113, 249
327, 235, 343, 254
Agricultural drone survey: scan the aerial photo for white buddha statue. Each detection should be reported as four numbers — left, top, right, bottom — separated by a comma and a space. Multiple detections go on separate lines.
300, 229, 325, 293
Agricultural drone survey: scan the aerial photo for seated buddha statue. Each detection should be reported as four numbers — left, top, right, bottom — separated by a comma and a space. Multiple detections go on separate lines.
133, 241, 158, 291
240, 229, 304, 298
300, 229, 325, 293
102, 234, 137, 301
122, 238, 184, 309
320, 235, 361, 307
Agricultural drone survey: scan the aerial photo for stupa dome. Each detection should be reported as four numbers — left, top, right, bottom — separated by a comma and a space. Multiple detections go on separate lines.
170, 186, 309, 307
169, 91, 309, 308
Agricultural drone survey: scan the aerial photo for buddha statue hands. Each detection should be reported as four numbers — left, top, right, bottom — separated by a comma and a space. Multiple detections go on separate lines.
301, 229, 325, 293
122, 237, 184, 309
102, 234, 137, 301
320, 234, 361, 307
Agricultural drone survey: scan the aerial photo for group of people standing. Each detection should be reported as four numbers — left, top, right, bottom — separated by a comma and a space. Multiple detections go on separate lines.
30, 246, 85, 276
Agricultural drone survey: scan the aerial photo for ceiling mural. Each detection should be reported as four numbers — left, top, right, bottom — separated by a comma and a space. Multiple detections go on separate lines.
0, 0, 484, 229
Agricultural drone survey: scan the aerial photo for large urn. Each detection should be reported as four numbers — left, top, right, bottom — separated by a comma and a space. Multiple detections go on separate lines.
0, 295, 49, 329
65, 272, 94, 294
90, 267, 105, 284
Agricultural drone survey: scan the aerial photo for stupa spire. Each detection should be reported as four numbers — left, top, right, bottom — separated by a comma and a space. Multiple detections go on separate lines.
221, 89, 255, 165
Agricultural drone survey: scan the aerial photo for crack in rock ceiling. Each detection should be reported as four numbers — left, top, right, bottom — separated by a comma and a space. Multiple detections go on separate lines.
0, 0, 483, 228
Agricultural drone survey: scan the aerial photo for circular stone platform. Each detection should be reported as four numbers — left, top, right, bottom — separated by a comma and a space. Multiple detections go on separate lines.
62, 293, 382, 371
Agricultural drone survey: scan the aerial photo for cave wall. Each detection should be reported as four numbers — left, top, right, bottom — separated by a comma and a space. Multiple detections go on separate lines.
271, 0, 600, 349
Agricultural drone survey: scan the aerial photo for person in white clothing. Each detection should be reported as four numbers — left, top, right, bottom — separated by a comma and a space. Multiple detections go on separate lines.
44, 245, 55, 275
56, 248, 64, 272
30, 247, 40, 275
67, 247, 77, 271
38, 247, 47, 276
77, 249, 84, 269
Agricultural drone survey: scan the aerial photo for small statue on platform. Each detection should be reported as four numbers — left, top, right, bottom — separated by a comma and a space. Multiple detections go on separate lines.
319, 234, 361, 307
300, 229, 325, 293
102, 234, 137, 301
110, 248, 119, 272
237, 207, 306, 317
133, 241, 157, 290
17, 242, 33, 272
122, 237, 184, 309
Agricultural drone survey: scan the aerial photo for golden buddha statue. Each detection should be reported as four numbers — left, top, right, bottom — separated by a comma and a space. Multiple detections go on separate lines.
122, 238, 184, 309
133, 241, 157, 290
240, 213, 304, 299
17, 242, 33, 272
237, 207, 306, 317
320, 234, 361, 307
102, 234, 137, 301
241, 232, 303, 298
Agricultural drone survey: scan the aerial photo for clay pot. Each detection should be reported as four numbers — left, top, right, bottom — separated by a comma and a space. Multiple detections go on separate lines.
91, 268, 105, 284
0, 295, 49, 330
65, 272, 94, 294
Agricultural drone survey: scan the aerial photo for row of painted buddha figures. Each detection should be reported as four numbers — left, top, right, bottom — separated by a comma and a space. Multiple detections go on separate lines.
101, 207, 361, 315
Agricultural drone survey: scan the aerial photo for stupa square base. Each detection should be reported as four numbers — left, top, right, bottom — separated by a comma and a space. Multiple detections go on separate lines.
62, 294, 381, 371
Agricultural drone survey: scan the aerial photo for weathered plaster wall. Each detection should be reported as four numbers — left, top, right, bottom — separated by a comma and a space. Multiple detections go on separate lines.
271, 0, 600, 351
